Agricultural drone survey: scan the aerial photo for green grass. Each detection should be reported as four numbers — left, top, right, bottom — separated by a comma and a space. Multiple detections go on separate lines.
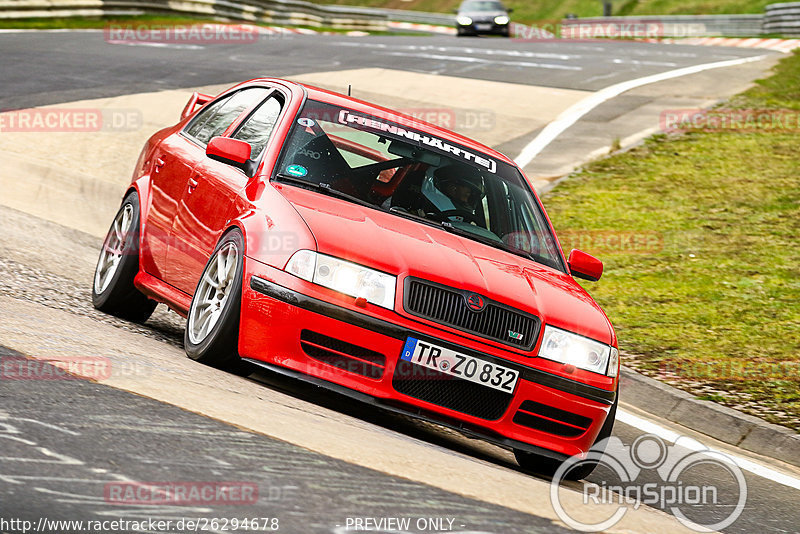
542, 51, 800, 429
311, 0, 774, 25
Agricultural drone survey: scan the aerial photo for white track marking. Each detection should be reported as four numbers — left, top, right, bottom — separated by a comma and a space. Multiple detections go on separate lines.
104, 41, 204, 50
514, 54, 769, 168
4, 416, 81, 435
617, 409, 800, 491
381, 51, 581, 71
333, 42, 575, 61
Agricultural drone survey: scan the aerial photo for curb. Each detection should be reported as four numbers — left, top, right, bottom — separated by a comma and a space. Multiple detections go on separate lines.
641, 36, 800, 53
620, 366, 800, 467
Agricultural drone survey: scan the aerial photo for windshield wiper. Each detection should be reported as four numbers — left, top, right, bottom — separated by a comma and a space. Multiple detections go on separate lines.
435, 220, 546, 263
276, 174, 446, 231
274, 174, 375, 209
276, 173, 557, 268
384, 206, 446, 230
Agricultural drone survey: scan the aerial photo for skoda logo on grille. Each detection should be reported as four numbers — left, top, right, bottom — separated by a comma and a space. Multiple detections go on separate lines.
466, 293, 485, 312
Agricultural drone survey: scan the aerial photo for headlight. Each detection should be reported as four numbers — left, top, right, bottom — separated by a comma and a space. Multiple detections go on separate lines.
538, 325, 617, 376
494, 15, 510, 24
285, 250, 396, 310
457, 16, 473, 25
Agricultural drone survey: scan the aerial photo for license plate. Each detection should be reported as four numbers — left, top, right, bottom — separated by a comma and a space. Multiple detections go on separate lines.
475, 23, 492, 30
400, 337, 519, 393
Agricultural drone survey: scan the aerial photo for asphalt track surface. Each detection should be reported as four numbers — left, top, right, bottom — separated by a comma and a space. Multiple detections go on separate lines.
0, 31, 769, 110
1, 31, 799, 533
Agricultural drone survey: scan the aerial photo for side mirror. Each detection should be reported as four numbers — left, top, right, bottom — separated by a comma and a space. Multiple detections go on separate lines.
567, 249, 603, 281
507, 7, 514, 13
206, 137, 253, 174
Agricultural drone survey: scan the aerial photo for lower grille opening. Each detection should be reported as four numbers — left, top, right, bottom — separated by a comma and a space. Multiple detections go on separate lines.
392, 360, 512, 420
300, 330, 385, 380
512, 400, 592, 437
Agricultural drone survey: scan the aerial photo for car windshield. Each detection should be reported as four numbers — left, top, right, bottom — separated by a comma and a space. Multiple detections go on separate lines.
273, 99, 565, 272
460, 1, 504, 11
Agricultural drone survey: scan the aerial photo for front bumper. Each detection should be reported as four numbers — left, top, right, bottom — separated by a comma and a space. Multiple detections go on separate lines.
457, 22, 510, 35
239, 258, 616, 458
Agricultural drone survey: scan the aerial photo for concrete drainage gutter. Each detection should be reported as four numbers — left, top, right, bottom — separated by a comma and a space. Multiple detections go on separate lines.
621, 366, 800, 467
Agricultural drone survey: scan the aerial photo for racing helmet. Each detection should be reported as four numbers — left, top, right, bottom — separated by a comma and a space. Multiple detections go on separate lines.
421, 164, 486, 213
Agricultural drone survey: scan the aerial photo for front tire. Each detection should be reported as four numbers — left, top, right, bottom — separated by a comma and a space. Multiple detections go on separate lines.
92, 192, 156, 322
184, 229, 250, 374
515, 393, 618, 480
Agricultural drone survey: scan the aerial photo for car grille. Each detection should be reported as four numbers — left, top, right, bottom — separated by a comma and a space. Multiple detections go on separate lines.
512, 400, 592, 437
392, 360, 513, 420
300, 330, 385, 379
403, 278, 539, 350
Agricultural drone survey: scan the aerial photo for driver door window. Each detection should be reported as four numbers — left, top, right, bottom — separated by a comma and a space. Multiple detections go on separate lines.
184, 87, 270, 146
232, 95, 283, 158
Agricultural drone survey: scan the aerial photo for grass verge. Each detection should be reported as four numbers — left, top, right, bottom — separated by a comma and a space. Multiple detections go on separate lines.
542, 51, 800, 430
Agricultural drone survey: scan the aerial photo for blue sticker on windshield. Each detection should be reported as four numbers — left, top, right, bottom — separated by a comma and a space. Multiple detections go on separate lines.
286, 164, 307, 177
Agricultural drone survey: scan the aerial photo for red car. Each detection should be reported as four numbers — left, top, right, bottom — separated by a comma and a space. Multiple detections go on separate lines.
92, 78, 619, 478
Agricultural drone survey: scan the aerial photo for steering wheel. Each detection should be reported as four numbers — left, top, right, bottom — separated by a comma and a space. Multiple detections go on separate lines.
433, 209, 480, 224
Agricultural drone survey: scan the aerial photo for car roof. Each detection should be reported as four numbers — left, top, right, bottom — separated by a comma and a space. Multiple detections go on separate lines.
239, 77, 518, 169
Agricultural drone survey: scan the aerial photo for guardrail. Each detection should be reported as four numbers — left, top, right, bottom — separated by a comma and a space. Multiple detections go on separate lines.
366, 7, 453, 26
0, 0, 388, 30
765, 2, 800, 35
362, 2, 800, 38
559, 15, 765, 37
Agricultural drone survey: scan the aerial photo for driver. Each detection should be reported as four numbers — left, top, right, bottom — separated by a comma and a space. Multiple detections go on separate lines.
422, 164, 486, 220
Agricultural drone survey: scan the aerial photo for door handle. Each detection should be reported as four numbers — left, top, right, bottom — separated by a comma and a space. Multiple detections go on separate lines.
154, 157, 166, 174
187, 177, 199, 193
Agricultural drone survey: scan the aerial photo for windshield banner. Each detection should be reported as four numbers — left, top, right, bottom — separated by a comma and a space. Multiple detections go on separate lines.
337, 109, 497, 174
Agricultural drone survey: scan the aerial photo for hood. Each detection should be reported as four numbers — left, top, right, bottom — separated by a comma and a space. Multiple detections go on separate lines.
459, 9, 507, 19
278, 185, 612, 345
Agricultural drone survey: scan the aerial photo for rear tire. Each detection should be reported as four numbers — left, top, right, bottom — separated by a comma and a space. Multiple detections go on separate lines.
515, 392, 618, 480
184, 229, 252, 375
92, 192, 156, 323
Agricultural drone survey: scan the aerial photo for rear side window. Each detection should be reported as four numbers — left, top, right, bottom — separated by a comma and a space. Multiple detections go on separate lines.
232, 95, 283, 158
184, 87, 270, 146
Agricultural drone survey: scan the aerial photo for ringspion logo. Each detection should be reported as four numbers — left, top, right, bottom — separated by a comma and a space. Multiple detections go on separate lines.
551, 434, 747, 532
